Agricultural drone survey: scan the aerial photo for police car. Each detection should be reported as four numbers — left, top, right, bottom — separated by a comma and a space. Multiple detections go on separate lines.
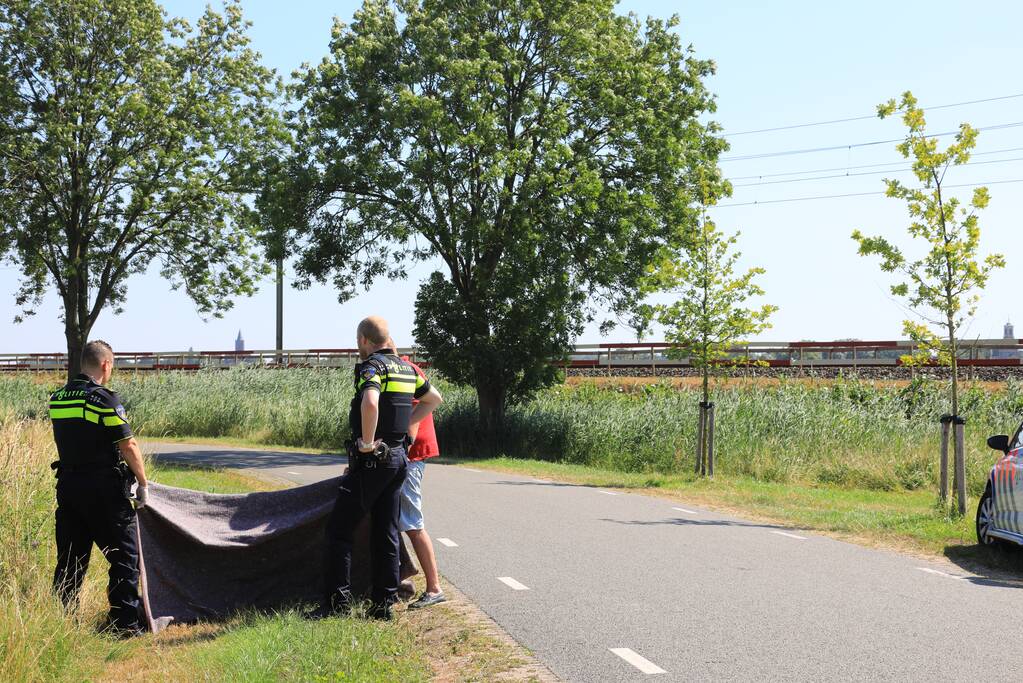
976, 419, 1023, 546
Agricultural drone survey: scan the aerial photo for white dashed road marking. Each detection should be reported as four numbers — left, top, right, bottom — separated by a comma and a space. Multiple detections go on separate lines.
771, 531, 807, 540
463, 468, 482, 473
672, 507, 698, 514
287, 471, 301, 475
917, 567, 967, 581
497, 576, 530, 591
609, 648, 667, 675
437, 537, 459, 547
597, 490, 619, 496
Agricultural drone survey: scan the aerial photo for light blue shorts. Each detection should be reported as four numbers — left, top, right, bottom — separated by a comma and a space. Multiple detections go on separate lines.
399, 460, 427, 532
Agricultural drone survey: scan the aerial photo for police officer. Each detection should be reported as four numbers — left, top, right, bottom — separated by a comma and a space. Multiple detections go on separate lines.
321, 316, 443, 620
50, 340, 148, 637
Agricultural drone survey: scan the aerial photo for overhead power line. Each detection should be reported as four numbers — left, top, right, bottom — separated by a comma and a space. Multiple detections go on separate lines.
731, 155, 1023, 188
724, 93, 1023, 137
726, 145, 1023, 181
720, 121, 1023, 162
711, 177, 1023, 208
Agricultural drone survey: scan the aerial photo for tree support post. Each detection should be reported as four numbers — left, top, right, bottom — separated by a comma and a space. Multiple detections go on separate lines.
939, 414, 952, 505
953, 415, 967, 515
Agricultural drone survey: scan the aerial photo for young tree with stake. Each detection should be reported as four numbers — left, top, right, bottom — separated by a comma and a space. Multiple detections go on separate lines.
655, 212, 776, 476
852, 91, 1005, 515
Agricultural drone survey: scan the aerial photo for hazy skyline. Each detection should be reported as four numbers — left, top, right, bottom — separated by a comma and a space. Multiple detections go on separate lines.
2, 0, 1020, 353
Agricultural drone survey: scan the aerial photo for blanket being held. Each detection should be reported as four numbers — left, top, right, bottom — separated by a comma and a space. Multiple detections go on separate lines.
137, 477, 415, 632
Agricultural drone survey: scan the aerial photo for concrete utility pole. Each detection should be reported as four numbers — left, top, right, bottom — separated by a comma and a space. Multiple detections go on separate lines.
275, 256, 284, 359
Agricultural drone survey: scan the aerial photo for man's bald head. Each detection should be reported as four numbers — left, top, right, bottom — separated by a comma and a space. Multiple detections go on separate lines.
357, 316, 390, 346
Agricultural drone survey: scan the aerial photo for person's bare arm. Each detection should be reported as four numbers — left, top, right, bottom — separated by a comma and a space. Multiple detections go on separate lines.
410, 386, 443, 428
360, 389, 381, 451
117, 437, 148, 487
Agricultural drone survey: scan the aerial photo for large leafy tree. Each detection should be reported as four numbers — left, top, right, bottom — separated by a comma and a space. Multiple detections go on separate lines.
0, 0, 283, 377
287, 0, 727, 428
852, 91, 1005, 513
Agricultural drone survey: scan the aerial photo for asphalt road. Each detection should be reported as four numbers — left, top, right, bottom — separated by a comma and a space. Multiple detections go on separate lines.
148, 442, 1023, 682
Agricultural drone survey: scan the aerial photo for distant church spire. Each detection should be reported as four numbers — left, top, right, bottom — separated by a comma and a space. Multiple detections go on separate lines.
235, 330, 245, 352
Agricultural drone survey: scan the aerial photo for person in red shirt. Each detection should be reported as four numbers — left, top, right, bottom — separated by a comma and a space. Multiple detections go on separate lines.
391, 339, 446, 609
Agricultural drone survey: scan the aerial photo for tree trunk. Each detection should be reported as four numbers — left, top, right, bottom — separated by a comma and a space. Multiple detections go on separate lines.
64, 316, 90, 381
476, 382, 507, 436
695, 403, 705, 475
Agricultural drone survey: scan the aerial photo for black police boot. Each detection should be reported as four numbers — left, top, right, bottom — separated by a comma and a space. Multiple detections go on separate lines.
306, 589, 355, 620
98, 615, 146, 639
367, 602, 394, 621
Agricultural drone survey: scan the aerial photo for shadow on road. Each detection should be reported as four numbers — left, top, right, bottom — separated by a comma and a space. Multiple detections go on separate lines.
489, 480, 589, 488
150, 448, 344, 471
944, 543, 1023, 587
599, 516, 793, 532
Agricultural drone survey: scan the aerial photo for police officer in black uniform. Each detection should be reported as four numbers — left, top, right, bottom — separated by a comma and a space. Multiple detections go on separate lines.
50, 340, 149, 637
321, 316, 443, 620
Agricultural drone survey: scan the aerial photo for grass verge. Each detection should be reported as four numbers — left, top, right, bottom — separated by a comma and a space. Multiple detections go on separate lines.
1, 414, 539, 682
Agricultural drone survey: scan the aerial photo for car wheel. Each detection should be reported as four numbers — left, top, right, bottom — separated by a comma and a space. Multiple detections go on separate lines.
976, 485, 999, 546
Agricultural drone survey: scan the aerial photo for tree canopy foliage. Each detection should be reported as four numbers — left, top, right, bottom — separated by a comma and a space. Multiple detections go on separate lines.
285, 0, 727, 425
0, 0, 282, 376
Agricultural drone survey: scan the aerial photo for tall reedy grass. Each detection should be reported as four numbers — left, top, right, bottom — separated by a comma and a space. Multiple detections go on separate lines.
0, 412, 120, 682
2, 369, 1021, 495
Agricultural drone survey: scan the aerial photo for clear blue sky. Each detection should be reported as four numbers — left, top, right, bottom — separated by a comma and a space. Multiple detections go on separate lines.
3, 0, 1020, 353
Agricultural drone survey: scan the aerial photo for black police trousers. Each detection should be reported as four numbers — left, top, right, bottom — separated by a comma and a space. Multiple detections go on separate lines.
53, 471, 143, 632
324, 447, 408, 610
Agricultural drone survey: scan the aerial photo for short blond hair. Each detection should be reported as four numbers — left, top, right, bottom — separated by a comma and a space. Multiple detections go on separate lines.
82, 340, 113, 371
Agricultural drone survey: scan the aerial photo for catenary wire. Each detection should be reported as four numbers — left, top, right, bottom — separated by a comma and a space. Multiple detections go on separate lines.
711, 177, 1023, 208
726, 145, 1023, 181
731, 155, 1023, 188
724, 93, 1023, 137
719, 121, 1023, 162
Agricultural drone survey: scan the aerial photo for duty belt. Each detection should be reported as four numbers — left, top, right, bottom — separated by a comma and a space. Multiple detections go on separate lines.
346, 440, 405, 469
50, 460, 117, 474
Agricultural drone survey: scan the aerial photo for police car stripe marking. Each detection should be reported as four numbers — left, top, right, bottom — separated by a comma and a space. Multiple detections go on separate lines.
437, 538, 458, 547
771, 531, 807, 540
498, 576, 529, 590
672, 507, 698, 514
609, 648, 667, 675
